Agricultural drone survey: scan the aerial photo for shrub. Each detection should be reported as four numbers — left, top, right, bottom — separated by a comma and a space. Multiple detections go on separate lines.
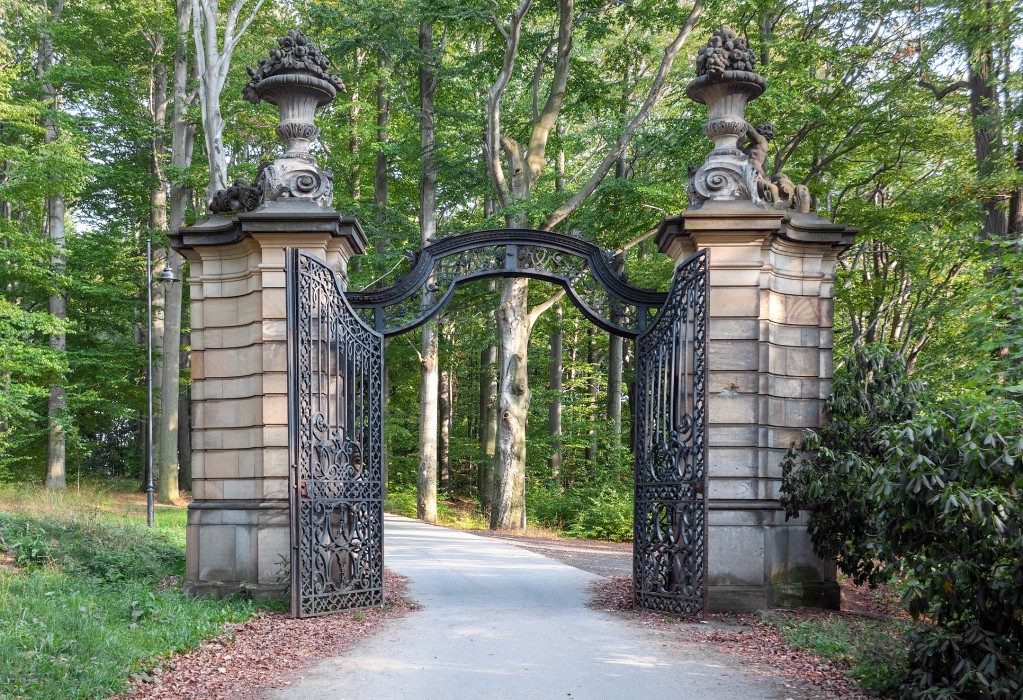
781, 345, 1023, 698
566, 485, 632, 542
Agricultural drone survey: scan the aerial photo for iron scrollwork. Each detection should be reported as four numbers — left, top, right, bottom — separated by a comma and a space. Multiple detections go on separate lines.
633, 249, 709, 615
345, 229, 666, 339
288, 250, 385, 617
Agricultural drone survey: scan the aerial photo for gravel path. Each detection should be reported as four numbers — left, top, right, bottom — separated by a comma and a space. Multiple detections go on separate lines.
115, 517, 886, 699
263, 515, 804, 700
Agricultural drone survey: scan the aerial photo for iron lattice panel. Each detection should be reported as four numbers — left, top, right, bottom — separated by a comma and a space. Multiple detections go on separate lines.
633, 250, 709, 616
288, 251, 385, 618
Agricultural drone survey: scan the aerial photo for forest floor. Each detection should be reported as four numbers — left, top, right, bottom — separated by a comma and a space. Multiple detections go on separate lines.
119, 520, 904, 699
1, 484, 905, 698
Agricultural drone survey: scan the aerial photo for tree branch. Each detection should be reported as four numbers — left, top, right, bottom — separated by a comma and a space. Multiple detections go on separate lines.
528, 288, 566, 327
526, 0, 573, 183
918, 79, 969, 100
542, 0, 702, 230
484, 0, 533, 208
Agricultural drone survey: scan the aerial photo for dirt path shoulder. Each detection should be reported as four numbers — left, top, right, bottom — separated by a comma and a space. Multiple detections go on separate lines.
469, 529, 632, 578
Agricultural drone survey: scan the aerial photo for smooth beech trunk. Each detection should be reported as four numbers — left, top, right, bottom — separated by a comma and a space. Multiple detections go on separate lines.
605, 252, 626, 449
479, 343, 497, 513
42, 0, 66, 490
417, 321, 439, 522
161, 0, 195, 500
548, 304, 563, 480
492, 277, 530, 530
584, 326, 599, 464
191, 0, 265, 200
416, 20, 439, 522
439, 368, 451, 492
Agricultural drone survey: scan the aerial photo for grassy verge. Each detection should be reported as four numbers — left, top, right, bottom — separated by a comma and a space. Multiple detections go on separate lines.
765, 612, 909, 697
0, 484, 270, 699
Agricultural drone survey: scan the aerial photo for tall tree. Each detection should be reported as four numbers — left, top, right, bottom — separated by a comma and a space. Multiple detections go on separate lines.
41, 0, 67, 490
417, 18, 440, 522
484, 0, 703, 529
160, 0, 196, 501
191, 0, 265, 199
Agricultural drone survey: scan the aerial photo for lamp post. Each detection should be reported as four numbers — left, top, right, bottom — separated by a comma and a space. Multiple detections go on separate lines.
146, 240, 180, 527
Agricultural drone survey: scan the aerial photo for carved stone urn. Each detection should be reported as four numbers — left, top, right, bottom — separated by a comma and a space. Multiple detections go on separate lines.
242, 30, 346, 207
686, 27, 766, 207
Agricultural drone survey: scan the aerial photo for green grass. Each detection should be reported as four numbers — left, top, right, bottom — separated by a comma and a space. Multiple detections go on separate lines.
0, 486, 266, 700
767, 614, 909, 697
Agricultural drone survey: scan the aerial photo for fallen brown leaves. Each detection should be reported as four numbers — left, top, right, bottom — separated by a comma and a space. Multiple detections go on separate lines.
113, 569, 418, 700
591, 576, 876, 700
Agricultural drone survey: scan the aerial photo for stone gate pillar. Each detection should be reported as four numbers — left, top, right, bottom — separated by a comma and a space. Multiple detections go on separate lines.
171, 31, 365, 598
657, 28, 856, 611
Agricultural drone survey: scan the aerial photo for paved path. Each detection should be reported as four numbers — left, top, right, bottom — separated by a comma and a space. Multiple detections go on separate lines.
268, 516, 794, 700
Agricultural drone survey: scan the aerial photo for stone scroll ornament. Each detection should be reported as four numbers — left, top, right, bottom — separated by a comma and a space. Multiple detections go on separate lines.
208, 30, 344, 214
686, 27, 815, 212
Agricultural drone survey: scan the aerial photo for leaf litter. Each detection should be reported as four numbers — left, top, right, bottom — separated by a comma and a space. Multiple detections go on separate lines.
112, 569, 418, 700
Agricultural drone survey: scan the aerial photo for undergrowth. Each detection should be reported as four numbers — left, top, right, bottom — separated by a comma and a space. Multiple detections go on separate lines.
385, 487, 488, 530
767, 613, 910, 697
0, 487, 264, 700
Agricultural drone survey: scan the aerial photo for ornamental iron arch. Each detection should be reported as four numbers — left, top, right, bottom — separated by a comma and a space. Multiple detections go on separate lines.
344, 229, 668, 338
287, 240, 708, 618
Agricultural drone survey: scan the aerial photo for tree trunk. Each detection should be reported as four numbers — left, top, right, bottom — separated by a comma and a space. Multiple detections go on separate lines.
417, 321, 439, 522
605, 252, 625, 450
965, 0, 1007, 241
349, 48, 362, 201
178, 341, 192, 490
191, 0, 266, 201
584, 326, 599, 464
548, 304, 563, 482
374, 56, 390, 232
479, 343, 497, 513
491, 277, 530, 530
158, 248, 183, 503
42, 0, 66, 490
160, 0, 195, 502
416, 21, 439, 522
439, 368, 451, 493
148, 38, 173, 498
45, 195, 66, 490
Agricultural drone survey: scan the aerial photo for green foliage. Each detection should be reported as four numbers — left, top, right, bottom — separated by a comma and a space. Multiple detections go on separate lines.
0, 512, 182, 583
0, 496, 262, 700
977, 241, 1023, 394
879, 400, 1023, 698
384, 486, 418, 519
780, 345, 925, 585
565, 485, 633, 542
782, 346, 1023, 697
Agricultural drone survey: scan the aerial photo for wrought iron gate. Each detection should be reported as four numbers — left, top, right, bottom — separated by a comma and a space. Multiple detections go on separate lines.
287, 235, 708, 618
633, 250, 709, 615
287, 250, 385, 618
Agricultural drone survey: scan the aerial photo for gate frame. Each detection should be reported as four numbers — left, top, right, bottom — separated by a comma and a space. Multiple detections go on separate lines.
285, 236, 709, 617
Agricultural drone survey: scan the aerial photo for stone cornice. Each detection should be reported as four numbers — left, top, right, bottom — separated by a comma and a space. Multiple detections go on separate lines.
170, 203, 367, 256
657, 203, 857, 260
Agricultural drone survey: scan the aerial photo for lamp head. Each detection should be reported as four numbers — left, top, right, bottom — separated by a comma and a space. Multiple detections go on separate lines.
156, 268, 180, 283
